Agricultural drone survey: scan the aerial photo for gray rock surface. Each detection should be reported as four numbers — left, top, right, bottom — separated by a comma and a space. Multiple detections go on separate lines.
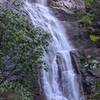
49, 0, 85, 14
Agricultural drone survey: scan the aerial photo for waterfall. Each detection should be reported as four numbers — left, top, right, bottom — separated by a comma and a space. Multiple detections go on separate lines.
24, 0, 81, 100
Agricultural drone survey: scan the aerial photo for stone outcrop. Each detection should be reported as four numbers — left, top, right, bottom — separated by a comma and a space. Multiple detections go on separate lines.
48, 0, 85, 14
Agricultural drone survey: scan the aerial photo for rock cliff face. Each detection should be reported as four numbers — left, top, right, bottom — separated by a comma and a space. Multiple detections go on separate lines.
49, 0, 85, 12
48, 0, 100, 100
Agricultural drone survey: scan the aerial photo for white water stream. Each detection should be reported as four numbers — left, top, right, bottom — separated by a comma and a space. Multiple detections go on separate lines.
24, 0, 81, 100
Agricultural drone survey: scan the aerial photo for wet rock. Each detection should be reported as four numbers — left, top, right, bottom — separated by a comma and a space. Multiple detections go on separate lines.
70, 50, 87, 96
70, 50, 81, 74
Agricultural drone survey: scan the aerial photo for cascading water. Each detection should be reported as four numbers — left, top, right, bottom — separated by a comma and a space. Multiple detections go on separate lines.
24, 0, 81, 100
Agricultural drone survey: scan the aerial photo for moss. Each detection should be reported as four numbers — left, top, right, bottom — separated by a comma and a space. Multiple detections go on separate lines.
85, 0, 94, 8
77, 13, 95, 26
89, 35, 100, 42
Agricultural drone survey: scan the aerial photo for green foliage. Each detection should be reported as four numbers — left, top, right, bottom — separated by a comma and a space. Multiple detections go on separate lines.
78, 13, 95, 26
0, 5, 50, 99
77, 0, 100, 47
85, 0, 94, 7
0, 81, 33, 100
0, 7, 49, 69
78, 0, 100, 99
89, 35, 100, 42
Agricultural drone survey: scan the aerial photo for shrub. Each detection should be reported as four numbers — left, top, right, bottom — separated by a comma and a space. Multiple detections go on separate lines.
0, 5, 50, 100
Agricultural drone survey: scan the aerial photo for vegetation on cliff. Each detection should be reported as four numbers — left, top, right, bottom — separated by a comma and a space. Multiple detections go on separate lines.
77, 0, 100, 47
77, 0, 100, 99
0, 2, 50, 100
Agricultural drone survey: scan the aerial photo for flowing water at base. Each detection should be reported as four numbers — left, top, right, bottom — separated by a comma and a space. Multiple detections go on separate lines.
24, 0, 81, 100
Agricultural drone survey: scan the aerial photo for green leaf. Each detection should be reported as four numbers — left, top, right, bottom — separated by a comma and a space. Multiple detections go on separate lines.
85, 0, 94, 7
89, 35, 100, 42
